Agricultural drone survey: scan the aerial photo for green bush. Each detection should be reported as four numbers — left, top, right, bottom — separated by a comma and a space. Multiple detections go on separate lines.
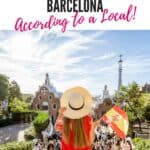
9, 98, 29, 113
144, 104, 150, 121
0, 141, 33, 150
12, 111, 37, 123
33, 111, 49, 135
133, 138, 150, 150
0, 111, 37, 127
0, 118, 14, 127
0, 113, 3, 119
24, 126, 36, 141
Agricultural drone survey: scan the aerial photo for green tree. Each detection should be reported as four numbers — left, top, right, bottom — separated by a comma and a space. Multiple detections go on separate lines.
144, 104, 150, 121
33, 112, 49, 136
119, 82, 144, 131
23, 94, 33, 103
9, 98, 28, 112
0, 74, 9, 101
139, 93, 150, 121
9, 80, 22, 101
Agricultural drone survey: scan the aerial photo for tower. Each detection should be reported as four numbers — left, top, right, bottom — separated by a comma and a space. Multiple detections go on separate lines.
118, 55, 123, 91
45, 73, 50, 88
102, 85, 110, 100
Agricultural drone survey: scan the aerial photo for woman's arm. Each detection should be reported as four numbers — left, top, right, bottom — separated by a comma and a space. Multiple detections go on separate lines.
55, 107, 67, 132
90, 118, 101, 143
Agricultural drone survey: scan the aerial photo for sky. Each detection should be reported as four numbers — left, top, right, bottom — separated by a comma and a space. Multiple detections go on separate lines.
0, 30, 150, 96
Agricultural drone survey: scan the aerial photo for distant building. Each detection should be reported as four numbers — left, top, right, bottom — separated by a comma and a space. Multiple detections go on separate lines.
102, 85, 110, 100
141, 83, 150, 93
93, 85, 114, 119
0, 99, 8, 110
93, 85, 110, 107
92, 95, 101, 109
32, 73, 60, 123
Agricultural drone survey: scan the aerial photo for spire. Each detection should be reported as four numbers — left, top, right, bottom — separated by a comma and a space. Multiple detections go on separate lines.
44, 73, 59, 97
45, 73, 50, 89
118, 55, 123, 91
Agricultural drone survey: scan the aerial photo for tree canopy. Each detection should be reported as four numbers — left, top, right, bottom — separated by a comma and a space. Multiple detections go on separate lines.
9, 97, 29, 112
0, 74, 23, 102
9, 80, 22, 101
119, 82, 144, 123
0, 74, 9, 101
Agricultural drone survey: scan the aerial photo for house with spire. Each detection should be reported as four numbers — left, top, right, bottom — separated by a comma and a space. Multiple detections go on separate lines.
32, 73, 61, 123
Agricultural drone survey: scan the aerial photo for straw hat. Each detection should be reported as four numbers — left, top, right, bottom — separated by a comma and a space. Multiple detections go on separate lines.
60, 86, 92, 119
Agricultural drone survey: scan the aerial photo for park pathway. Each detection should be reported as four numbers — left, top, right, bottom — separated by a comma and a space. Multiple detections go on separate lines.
0, 123, 31, 144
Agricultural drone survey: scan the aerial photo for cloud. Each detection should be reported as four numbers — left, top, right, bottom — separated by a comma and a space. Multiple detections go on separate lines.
2, 31, 149, 95
0, 30, 108, 94
93, 52, 117, 61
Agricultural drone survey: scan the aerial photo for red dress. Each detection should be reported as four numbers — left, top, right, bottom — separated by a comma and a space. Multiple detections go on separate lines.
55, 115, 93, 150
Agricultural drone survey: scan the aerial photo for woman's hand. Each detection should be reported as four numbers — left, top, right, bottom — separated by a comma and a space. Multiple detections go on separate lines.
58, 107, 67, 116
93, 118, 101, 128
55, 107, 67, 132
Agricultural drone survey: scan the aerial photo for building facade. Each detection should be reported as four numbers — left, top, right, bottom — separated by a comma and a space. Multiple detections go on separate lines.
32, 73, 60, 123
93, 85, 113, 119
102, 85, 110, 100
141, 83, 150, 93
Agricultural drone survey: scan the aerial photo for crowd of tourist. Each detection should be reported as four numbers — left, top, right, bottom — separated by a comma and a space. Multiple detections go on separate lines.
33, 137, 61, 150
32, 123, 133, 150
92, 124, 133, 150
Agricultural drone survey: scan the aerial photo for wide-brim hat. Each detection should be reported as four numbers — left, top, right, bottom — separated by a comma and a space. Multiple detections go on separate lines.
61, 86, 92, 119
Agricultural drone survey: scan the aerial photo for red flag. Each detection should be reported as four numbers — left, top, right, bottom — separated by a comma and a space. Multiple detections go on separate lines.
102, 105, 129, 139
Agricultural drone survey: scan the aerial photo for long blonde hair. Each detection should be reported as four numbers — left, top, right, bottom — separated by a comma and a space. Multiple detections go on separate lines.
63, 117, 89, 148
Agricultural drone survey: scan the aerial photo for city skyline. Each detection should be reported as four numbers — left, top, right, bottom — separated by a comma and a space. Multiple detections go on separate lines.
0, 30, 150, 95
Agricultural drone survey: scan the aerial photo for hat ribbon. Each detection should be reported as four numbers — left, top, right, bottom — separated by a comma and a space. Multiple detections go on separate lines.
68, 102, 85, 110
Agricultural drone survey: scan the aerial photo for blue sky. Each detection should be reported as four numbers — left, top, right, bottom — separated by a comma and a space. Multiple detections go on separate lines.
0, 30, 150, 96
